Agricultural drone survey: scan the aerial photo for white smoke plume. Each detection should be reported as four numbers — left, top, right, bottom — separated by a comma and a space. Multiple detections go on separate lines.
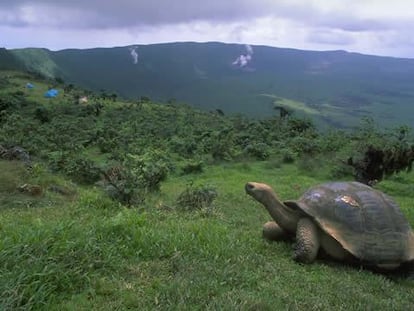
245, 44, 253, 55
232, 44, 254, 68
129, 46, 139, 64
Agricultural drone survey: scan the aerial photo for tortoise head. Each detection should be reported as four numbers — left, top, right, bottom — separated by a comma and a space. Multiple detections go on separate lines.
245, 182, 276, 206
245, 182, 301, 233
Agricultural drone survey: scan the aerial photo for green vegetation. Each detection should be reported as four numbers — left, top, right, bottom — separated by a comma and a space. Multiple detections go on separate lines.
262, 94, 320, 116
11, 48, 60, 79
0, 70, 414, 310
4, 42, 414, 128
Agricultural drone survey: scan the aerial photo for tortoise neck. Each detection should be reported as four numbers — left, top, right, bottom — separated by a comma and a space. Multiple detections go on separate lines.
261, 189, 300, 233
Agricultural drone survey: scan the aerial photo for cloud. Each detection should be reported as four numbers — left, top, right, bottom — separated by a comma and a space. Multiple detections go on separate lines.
0, 1, 412, 35
0, 0, 275, 29
1, 0, 394, 31
307, 29, 355, 46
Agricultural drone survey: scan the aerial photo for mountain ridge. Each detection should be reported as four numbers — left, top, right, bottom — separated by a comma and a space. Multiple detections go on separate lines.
2, 42, 414, 128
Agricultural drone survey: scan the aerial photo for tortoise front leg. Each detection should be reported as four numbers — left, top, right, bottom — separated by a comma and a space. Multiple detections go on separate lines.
293, 218, 320, 263
262, 221, 291, 242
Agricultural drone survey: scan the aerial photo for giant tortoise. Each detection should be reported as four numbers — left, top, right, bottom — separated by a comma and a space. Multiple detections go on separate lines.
245, 181, 414, 270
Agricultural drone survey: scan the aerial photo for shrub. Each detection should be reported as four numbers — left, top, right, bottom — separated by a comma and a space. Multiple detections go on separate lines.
329, 161, 354, 179
176, 183, 217, 211
280, 148, 296, 164
47, 152, 101, 185
180, 160, 204, 175
34, 106, 50, 123
243, 143, 270, 160
297, 156, 319, 174
102, 150, 170, 206
131, 150, 170, 192
204, 128, 235, 161
346, 120, 414, 184
65, 157, 101, 184
96, 137, 117, 154
287, 117, 316, 134
101, 164, 141, 206
289, 136, 321, 156
169, 136, 197, 157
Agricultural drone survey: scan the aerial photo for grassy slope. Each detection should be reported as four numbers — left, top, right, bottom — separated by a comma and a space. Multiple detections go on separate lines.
11, 49, 61, 79
1, 160, 414, 310
1, 69, 414, 310
0, 49, 25, 71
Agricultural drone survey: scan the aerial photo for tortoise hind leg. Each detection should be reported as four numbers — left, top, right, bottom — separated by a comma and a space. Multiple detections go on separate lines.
293, 218, 320, 263
262, 221, 291, 242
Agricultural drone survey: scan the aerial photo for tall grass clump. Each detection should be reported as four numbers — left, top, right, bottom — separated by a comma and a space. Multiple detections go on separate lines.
0, 160, 27, 194
0, 217, 120, 310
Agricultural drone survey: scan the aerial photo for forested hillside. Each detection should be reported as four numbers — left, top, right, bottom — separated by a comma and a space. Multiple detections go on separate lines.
4, 42, 414, 128
1, 69, 413, 199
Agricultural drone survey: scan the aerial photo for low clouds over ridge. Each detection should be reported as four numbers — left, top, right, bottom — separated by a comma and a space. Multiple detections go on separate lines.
1, 0, 414, 58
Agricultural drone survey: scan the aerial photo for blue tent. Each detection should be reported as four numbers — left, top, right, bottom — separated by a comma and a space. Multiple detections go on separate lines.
44, 89, 59, 98
26, 83, 34, 89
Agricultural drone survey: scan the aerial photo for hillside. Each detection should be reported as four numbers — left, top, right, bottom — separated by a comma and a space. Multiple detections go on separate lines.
3, 42, 414, 128
0, 48, 24, 71
1, 69, 414, 310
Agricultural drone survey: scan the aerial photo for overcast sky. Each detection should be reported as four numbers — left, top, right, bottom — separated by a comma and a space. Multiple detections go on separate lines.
1, 0, 414, 58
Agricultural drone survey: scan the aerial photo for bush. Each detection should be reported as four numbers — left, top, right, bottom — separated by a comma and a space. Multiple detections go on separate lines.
97, 137, 117, 154
47, 152, 101, 184
243, 143, 270, 160
102, 150, 170, 206
132, 150, 170, 192
65, 157, 101, 184
176, 183, 217, 211
101, 164, 141, 206
287, 117, 316, 134
297, 156, 320, 174
34, 106, 50, 123
329, 161, 354, 179
204, 128, 235, 161
180, 160, 204, 175
289, 136, 321, 156
346, 120, 414, 184
169, 136, 197, 157
280, 149, 296, 164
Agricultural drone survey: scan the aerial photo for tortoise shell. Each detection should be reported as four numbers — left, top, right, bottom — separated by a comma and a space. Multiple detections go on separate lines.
287, 181, 414, 264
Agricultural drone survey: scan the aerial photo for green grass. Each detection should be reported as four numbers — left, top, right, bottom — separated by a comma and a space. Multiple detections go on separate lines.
1, 160, 413, 310
261, 94, 321, 116
1, 68, 413, 309
0, 70, 64, 109
259, 94, 368, 129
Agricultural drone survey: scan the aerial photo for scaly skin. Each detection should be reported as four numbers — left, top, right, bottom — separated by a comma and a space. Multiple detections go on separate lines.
262, 221, 291, 242
293, 218, 320, 263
